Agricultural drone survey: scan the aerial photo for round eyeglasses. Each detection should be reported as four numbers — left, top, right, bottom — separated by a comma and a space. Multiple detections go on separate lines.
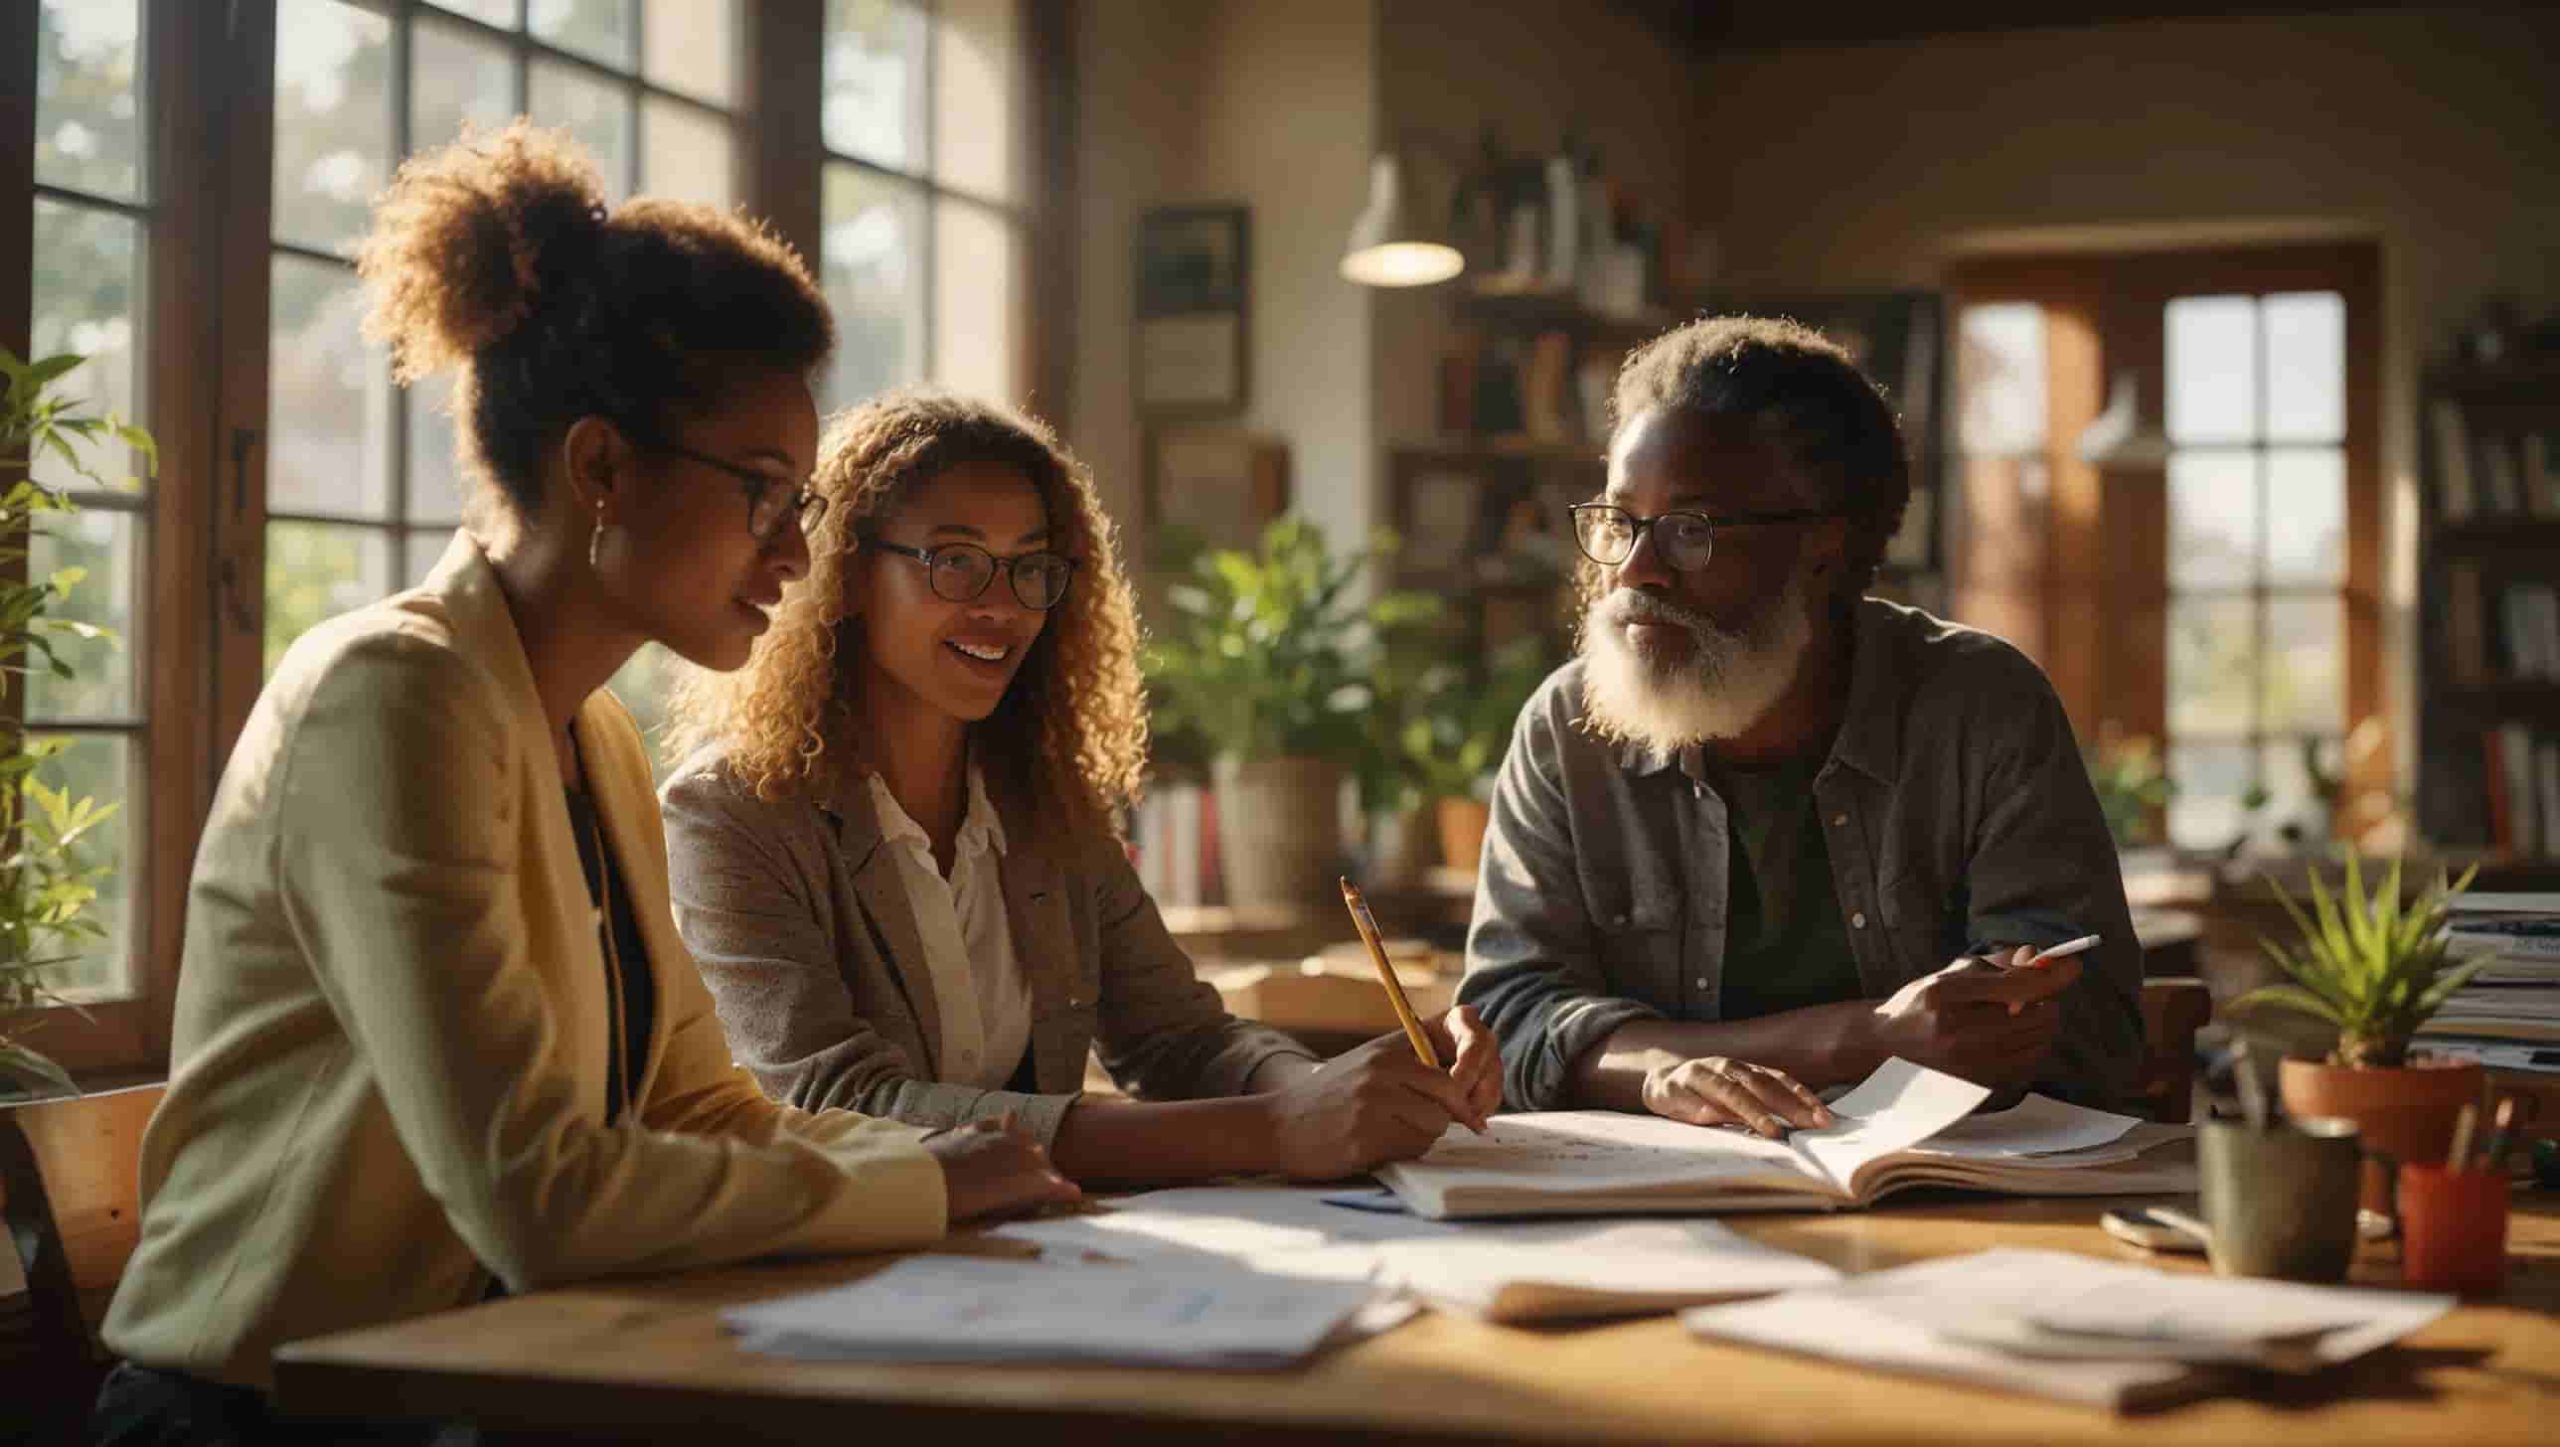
1568, 502, 1844, 573
642, 439, 829, 544
868, 539, 1078, 610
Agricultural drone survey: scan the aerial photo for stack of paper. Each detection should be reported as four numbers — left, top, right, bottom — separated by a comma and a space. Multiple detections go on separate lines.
1683, 1248, 2453, 1411
723, 1255, 1385, 1368
2425, 892, 2560, 1067
1375, 1058, 2193, 1220
992, 1186, 1841, 1322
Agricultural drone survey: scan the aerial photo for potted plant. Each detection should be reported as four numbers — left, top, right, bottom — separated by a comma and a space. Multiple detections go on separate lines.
1142, 519, 1432, 911
0, 347, 149, 1099
1392, 636, 1553, 871
2232, 852, 2486, 1215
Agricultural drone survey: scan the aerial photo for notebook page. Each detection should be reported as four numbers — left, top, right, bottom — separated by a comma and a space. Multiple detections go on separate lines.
1786, 1058, 1991, 1192
1376, 1109, 1821, 1217
1903, 1092, 2142, 1159
1373, 1219, 1841, 1320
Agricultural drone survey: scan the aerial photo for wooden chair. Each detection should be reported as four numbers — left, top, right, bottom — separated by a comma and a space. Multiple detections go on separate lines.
2136, 977, 2214, 1124
1, 1083, 162, 1440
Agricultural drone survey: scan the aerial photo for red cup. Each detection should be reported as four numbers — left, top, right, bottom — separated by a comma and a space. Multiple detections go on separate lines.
2396, 1162, 2510, 1295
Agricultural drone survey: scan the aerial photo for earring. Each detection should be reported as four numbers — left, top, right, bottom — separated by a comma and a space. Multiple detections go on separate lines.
588, 503, 610, 573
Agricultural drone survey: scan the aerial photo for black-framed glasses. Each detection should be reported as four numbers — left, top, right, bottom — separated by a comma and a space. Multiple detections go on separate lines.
1568, 502, 1843, 572
867, 539, 1079, 610
643, 439, 828, 544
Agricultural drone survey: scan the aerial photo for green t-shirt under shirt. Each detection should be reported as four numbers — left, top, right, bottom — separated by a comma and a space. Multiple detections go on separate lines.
1706, 756, 1864, 1022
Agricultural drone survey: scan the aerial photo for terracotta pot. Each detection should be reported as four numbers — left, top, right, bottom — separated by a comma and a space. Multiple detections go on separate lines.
1435, 796, 1491, 872
2278, 1055, 2484, 1217
1211, 755, 1344, 910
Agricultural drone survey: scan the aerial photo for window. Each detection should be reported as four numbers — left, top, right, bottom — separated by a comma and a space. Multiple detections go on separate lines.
821, 0, 1027, 410
29, 0, 151, 1000
264, 0, 745, 758
1948, 246, 2378, 854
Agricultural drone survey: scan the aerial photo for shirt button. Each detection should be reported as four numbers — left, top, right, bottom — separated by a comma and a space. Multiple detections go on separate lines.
1851, 911, 1869, 930
1830, 813, 1848, 827
1694, 977, 1710, 989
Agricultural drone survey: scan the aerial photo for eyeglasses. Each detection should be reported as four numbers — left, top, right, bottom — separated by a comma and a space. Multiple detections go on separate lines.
1568, 502, 1843, 572
867, 539, 1079, 610
643, 439, 829, 544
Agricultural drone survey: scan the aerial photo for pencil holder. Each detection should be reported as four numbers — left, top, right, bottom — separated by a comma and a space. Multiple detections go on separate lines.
2396, 1163, 2509, 1295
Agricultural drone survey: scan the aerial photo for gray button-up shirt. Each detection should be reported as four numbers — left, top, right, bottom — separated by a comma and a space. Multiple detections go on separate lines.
1458, 597, 2143, 1111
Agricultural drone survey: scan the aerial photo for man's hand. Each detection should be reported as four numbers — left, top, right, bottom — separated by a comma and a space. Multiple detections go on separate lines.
924, 1116, 1082, 1223
1639, 1056, 1833, 1137
1264, 1006, 1497, 1180
1862, 951, 2080, 1089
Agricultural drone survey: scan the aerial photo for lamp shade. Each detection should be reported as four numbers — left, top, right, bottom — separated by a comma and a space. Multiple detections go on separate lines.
1340, 153, 1464, 288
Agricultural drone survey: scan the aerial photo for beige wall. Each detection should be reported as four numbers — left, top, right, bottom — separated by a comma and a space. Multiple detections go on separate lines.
1688, 5, 2560, 774
1069, 0, 1376, 556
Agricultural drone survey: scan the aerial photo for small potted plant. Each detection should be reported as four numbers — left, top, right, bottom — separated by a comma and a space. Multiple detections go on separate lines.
1, 346, 149, 1099
1395, 637, 1553, 872
1142, 519, 1433, 911
2232, 852, 2485, 1215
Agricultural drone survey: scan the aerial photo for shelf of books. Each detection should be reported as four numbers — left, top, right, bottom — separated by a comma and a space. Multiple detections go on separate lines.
2419, 357, 2560, 874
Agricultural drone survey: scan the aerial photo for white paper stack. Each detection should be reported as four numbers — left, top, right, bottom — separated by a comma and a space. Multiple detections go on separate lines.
723, 1255, 1384, 1368
1683, 1248, 2453, 1411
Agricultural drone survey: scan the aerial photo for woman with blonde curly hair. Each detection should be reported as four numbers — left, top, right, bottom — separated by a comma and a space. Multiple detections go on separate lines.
92, 126, 1071, 1445
662, 390, 1503, 1184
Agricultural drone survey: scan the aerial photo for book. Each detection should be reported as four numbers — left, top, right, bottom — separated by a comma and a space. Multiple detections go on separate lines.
1682, 1248, 2452, 1412
2430, 400, 2477, 521
2447, 562, 2487, 685
2526, 431, 2557, 516
1375, 1059, 2193, 1219
2481, 431, 2525, 516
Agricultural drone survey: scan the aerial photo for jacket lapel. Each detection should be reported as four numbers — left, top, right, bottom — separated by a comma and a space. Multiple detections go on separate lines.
571, 703, 681, 1104
826, 769, 945, 1077
996, 802, 1081, 1091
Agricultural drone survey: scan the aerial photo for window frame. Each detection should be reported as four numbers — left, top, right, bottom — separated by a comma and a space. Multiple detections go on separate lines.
6, 0, 1057, 1085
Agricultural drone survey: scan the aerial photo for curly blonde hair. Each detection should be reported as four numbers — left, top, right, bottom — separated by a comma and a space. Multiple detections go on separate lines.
668, 391, 1148, 839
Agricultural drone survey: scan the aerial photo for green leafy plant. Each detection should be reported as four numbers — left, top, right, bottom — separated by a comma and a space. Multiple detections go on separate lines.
0, 346, 151, 1097
2083, 730, 2173, 849
2232, 852, 2482, 1070
1390, 635, 1553, 806
1142, 517, 1435, 773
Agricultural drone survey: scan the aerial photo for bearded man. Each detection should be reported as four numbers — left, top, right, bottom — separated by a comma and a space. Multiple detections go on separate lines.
1458, 316, 2142, 1134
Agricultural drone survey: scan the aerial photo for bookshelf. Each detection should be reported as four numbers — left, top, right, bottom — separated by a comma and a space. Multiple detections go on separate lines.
2417, 355, 2560, 872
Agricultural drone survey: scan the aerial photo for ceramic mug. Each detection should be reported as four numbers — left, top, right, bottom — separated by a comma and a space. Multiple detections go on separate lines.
2198, 1116, 2363, 1283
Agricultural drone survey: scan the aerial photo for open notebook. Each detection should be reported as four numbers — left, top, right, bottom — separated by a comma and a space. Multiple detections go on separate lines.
1377, 1058, 2194, 1219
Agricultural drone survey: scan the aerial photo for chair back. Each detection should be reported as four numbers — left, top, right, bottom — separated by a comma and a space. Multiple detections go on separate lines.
2, 1082, 164, 1433
2136, 977, 2213, 1123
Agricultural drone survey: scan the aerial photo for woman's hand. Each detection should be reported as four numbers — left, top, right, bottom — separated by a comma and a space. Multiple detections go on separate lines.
922, 1116, 1082, 1223
1264, 1006, 1501, 1180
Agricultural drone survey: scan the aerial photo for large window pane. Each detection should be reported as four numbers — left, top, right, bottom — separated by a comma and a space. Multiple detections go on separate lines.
2167, 740, 2252, 853
2263, 291, 2344, 444
36, 0, 143, 201
530, 59, 634, 201
2262, 595, 2342, 735
2258, 735, 2333, 845
29, 732, 136, 1001
931, 200, 1019, 403
2169, 596, 2258, 737
413, 17, 517, 152
266, 523, 394, 675
271, 256, 393, 518
643, 0, 737, 106
29, 200, 143, 495
406, 372, 470, 525
825, 0, 928, 169
821, 164, 926, 409
1955, 303, 2045, 456
274, 0, 393, 256
640, 97, 735, 209
405, 530, 459, 590
529, 0, 632, 68
27, 508, 138, 722
932, 0, 1022, 203
2165, 294, 2257, 445
2166, 450, 2254, 589
2264, 447, 2345, 586
427, 0, 520, 26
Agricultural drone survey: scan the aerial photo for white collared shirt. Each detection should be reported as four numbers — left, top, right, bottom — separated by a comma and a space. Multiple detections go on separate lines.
865, 767, 1035, 1091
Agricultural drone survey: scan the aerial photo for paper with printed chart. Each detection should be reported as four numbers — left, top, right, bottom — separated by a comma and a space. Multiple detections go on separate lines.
1376, 1057, 2194, 1219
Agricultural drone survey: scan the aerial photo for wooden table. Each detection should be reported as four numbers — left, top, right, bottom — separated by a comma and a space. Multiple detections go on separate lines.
273, 1193, 2559, 1445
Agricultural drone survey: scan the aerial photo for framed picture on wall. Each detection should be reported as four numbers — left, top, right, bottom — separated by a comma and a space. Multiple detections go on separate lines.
1135, 205, 1250, 415
1144, 426, 1289, 554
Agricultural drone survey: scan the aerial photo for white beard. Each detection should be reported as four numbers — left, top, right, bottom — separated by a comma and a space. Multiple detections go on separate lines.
1579, 567, 1817, 754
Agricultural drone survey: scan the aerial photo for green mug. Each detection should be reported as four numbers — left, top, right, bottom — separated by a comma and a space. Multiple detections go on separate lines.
2198, 1116, 2363, 1283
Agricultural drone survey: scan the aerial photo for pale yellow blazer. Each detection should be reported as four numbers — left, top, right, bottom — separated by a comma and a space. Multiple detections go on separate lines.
102, 534, 944, 1388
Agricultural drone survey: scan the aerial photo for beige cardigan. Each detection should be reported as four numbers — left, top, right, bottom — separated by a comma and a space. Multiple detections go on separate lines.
661, 748, 1319, 1145
102, 535, 944, 1389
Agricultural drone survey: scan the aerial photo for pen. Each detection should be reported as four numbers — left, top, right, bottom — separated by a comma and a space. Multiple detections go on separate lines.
2021, 933, 2102, 968
1339, 877, 1441, 1070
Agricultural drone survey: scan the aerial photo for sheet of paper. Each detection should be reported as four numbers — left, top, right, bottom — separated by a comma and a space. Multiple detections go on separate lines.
1787, 1057, 1991, 1190
1905, 1092, 2141, 1159
1377, 1108, 1820, 1216
1372, 1219, 1840, 1318
723, 1255, 1381, 1368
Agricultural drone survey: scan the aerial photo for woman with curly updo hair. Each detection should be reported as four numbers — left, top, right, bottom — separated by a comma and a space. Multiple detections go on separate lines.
660, 391, 1502, 1186
92, 124, 1069, 1446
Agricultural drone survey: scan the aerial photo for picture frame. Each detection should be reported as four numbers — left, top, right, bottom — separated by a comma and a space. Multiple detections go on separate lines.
1135, 205, 1250, 416
1143, 426, 1289, 555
